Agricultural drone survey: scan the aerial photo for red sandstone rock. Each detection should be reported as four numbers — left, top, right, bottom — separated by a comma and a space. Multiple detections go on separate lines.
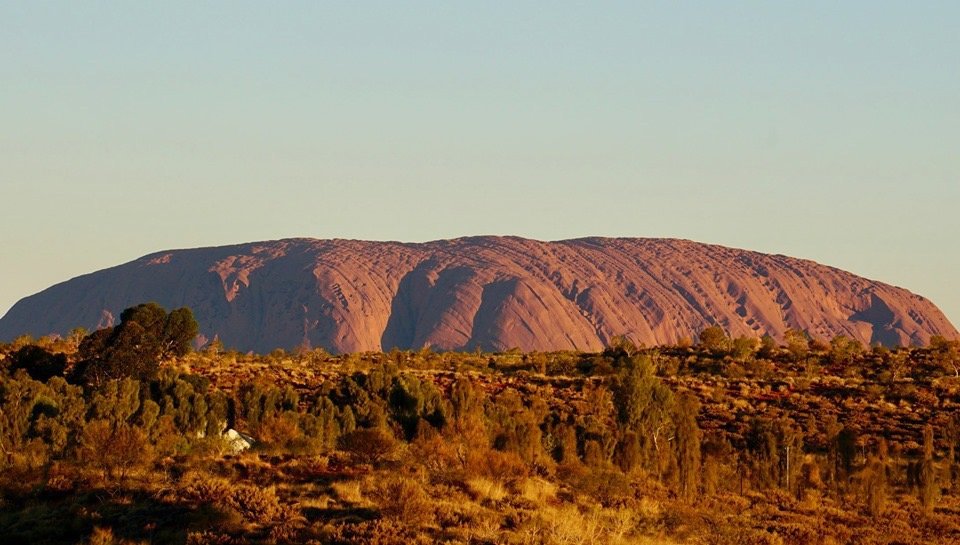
1, 237, 955, 352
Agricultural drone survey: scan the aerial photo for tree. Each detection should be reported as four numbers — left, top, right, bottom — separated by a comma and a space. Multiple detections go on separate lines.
731, 336, 758, 361
67, 327, 88, 350
758, 334, 778, 358
74, 303, 199, 386
9, 345, 67, 381
920, 424, 939, 512
829, 335, 863, 366
603, 334, 638, 359
784, 329, 810, 361
674, 393, 702, 501
160, 307, 200, 359
831, 425, 859, 492
77, 419, 153, 482
698, 325, 729, 353
745, 416, 803, 492
612, 355, 674, 475
930, 336, 960, 377
859, 438, 889, 517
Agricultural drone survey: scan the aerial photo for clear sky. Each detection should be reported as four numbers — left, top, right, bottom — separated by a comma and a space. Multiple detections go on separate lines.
2, 2, 958, 327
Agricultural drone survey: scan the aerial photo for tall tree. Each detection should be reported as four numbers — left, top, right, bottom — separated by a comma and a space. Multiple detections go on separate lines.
673, 392, 702, 501
612, 354, 674, 474
920, 424, 939, 512
859, 438, 889, 517
74, 303, 199, 386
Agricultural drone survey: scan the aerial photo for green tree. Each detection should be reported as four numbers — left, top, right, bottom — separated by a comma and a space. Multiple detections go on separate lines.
74, 303, 199, 386
745, 416, 803, 492
758, 334, 778, 358
612, 354, 675, 475
920, 424, 939, 512
859, 438, 889, 517
160, 307, 200, 359
829, 335, 863, 366
9, 345, 67, 381
673, 393, 702, 501
698, 325, 730, 353
731, 336, 758, 361
784, 329, 810, 361
832, 425, 859, 492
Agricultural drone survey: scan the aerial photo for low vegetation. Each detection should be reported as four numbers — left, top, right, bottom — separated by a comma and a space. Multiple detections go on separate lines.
2, 307, 960, 544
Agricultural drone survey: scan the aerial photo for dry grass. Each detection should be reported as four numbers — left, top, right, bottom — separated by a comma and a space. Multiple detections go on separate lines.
520, 477, 558, 504
331, 479, 365, 505
86, 527, 149, 545
519, 503, 670, 545
467, 477, 508, 503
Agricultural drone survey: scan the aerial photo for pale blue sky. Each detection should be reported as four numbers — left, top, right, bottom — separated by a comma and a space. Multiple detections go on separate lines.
2, 2, 958, 326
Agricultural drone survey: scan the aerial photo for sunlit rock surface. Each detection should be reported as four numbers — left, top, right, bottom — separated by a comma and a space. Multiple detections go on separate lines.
1, 237, 955, 352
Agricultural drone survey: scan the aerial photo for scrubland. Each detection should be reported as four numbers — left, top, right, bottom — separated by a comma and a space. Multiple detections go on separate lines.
3, 321, 960, 544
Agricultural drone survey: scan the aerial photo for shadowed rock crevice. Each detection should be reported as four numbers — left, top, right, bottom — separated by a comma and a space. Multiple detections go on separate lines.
467, 279, 522, 352
381, 262, 479, 350
850, 293, 902, 346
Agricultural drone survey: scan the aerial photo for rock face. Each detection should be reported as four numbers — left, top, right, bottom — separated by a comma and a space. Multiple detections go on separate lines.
1, 237, 956, 352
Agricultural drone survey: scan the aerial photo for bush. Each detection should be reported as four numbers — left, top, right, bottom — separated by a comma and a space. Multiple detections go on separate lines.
327, 519, 431, 545
179, 473, 283, 525
86, 527, 149, 545
369, 476, 433, 525
178, 472, 233, 505
339, 428, 399, 466
77, 420, 153, 481
227, 484, 283, 524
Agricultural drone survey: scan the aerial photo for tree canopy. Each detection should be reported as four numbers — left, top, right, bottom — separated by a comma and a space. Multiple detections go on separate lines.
75, 303, 199, 386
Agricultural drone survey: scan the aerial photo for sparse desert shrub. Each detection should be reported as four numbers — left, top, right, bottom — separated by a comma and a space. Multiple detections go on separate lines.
466, 447, 529, 481
227, 484, 282, 524
178, 472, 234, 505
185, 531, 239, 545
87, 526, 149, 545
88, 527, 117, 545
368, 475, 433, 525
77, 420, 153, 481
268, 506, 307, 543
327, 519, 432, 545
467, 512, 505, 543
44, 462, 76, 493
541, 504, 604, 545
431, 497, 485, 530
705, 523, 786, 545
257, 411, 303, 450
522, 502, 650, 545
178, 472, 282, 524
338, 427, 399, 466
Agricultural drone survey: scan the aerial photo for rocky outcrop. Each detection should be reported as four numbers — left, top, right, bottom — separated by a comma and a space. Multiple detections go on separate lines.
1, 237, 955, 352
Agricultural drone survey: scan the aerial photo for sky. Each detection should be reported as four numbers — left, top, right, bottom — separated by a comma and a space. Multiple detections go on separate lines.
1, 2, 958, 326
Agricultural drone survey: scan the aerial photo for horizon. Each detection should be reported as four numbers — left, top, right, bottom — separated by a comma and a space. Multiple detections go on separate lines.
2, 2, 958, 326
